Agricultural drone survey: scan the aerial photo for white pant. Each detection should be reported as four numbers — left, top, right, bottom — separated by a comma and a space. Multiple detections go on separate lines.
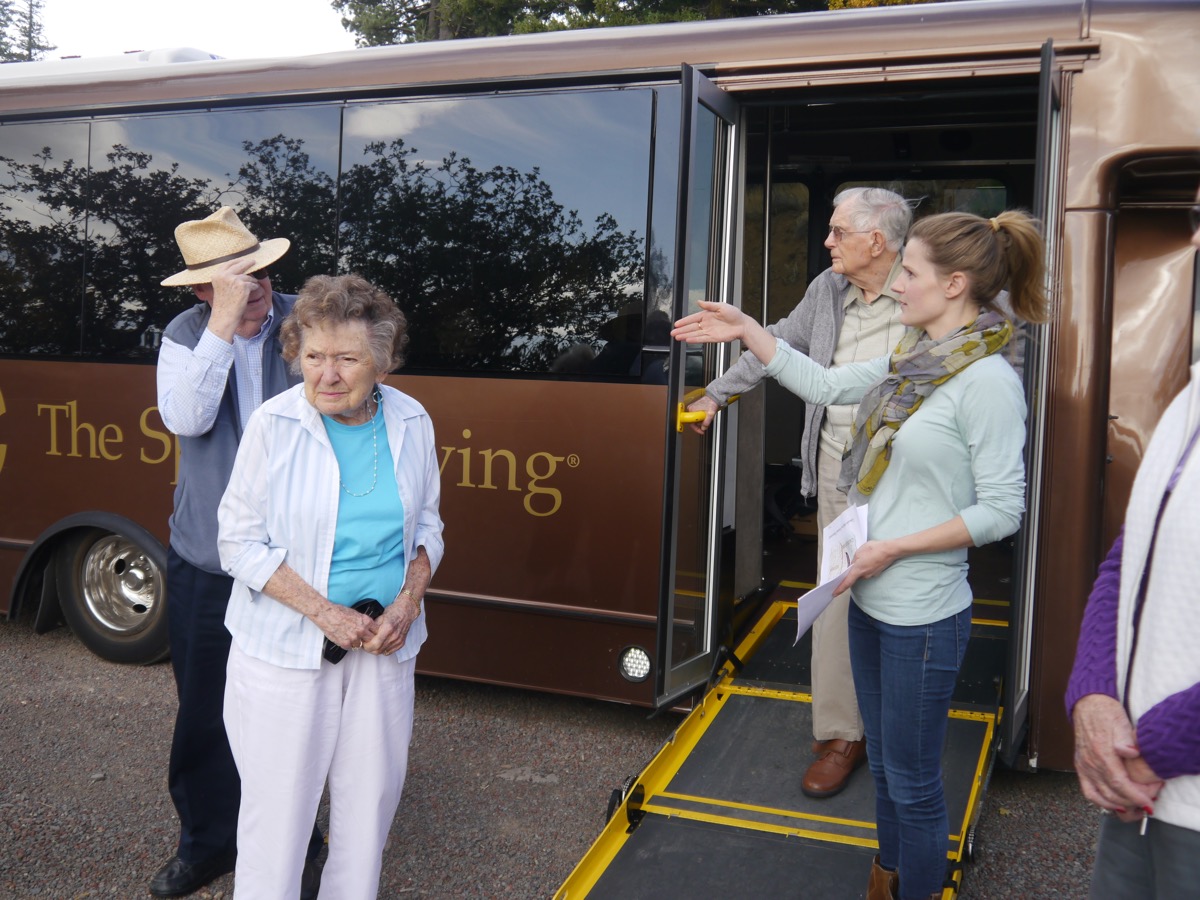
224, 642, 416, 900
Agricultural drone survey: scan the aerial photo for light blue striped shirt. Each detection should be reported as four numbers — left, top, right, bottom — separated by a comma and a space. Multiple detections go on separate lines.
157, 309, 276, 434
218, 383, 445, 669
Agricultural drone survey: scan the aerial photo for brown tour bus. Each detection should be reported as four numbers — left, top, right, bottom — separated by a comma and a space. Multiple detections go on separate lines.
0, 1, 1196, 821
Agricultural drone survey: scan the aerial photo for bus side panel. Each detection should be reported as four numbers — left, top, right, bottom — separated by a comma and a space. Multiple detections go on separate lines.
0, 552, 19, 616
1066, 4, 1200, 211
418, 602, 657, 704
1029, 212, 1112, 770
392, 374, 669, 700
1, 363, 671, 696
1103, 208, 1195, 545
0, 359, 174, 552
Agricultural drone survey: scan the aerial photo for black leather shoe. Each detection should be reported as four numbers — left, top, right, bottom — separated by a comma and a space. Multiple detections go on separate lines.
149, 850, 236, 898
300, 856, 325, 900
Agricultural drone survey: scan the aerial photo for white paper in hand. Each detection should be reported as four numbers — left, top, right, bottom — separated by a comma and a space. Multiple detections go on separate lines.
795, 502, 869, 645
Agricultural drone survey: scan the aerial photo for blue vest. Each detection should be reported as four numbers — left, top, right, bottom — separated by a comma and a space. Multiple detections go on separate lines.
161, 293, 300, 574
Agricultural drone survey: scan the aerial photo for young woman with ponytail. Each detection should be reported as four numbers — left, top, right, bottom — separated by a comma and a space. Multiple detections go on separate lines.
673, 210, 1047, 900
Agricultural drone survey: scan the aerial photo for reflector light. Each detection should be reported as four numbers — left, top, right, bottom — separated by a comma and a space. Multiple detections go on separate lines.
618, 646, 651, 682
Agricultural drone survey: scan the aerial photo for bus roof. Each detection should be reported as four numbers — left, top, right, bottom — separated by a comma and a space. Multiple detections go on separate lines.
0, 47, 221, 80
0, 0, 1099, 118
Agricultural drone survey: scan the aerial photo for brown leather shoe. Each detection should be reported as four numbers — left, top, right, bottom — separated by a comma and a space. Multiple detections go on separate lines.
801, 738, 866, 798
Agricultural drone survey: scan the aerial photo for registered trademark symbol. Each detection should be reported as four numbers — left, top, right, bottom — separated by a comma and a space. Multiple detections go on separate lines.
567, 454, 580, 468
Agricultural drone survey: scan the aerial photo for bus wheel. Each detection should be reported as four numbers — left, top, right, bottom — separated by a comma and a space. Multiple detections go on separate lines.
56, 528, 169, 665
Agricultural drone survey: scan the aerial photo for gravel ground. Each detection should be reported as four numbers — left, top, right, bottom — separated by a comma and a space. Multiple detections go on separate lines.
0, 619, 1100, 898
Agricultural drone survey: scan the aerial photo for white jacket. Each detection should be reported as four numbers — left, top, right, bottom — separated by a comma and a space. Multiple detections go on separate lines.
219, 383, 444, 670
1118, 360, 1200, 831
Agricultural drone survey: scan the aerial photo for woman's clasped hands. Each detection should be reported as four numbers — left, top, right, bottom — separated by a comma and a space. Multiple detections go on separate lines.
313, 602, 379, 653
313, 600, 419, 657
318, 599, 420, 656
363, 600, 421, 656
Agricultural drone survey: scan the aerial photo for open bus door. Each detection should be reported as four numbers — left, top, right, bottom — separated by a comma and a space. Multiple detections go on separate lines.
1002, 38, 1063, 769
656, 65, 740, 707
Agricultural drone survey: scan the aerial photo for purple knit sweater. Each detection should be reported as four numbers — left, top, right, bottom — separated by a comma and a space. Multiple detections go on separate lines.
1065, 530, 1200, 779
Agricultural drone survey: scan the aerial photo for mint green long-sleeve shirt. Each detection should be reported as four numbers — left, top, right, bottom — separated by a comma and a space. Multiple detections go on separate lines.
763, 339, 1026, 625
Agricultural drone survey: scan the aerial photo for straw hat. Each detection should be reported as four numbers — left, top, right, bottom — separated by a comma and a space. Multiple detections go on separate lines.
160, 207, 291, 287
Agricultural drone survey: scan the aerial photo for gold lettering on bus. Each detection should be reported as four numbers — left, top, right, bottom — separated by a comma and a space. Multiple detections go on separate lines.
38, 402, 67, 456
97, 424, 123, 461
524, 451, 564, 517
439, 428, 569, 517
139, 406, 181, 486
37, 400, 124, 460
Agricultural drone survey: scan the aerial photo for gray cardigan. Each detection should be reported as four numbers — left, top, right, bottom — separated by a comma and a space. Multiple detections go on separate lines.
705, 267, 851, 498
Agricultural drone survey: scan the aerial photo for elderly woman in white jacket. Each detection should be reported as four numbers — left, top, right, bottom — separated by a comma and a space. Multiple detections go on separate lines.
1066, 193, 1200, 898
217, 273, 444, 899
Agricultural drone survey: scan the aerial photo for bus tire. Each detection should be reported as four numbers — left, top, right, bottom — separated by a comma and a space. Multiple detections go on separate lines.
55, 528, 170, 665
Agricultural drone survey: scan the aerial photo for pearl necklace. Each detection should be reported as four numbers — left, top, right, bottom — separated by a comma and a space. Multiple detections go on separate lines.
339, 390, 380, 498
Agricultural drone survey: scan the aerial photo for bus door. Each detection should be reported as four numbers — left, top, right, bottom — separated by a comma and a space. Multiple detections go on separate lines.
656, 65, 740, 707
1004, 39, 1063, 767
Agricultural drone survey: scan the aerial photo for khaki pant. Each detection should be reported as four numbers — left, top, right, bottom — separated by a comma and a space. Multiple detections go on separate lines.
811, 450, 864, 742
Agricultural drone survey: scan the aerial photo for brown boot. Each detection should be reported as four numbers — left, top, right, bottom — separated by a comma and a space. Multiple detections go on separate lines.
801, 738, 866, 797
866, 855, 898, 900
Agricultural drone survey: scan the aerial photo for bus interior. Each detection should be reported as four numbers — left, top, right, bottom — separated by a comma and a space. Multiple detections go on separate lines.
730, 73, 1040, 721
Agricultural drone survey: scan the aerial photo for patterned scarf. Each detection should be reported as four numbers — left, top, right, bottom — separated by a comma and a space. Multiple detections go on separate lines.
838, 309, 1013, 497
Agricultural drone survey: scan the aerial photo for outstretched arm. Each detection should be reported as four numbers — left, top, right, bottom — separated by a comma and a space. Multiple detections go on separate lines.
673, 300, 780, 366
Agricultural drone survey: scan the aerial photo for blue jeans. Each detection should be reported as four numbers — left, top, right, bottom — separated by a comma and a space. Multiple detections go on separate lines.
848, 599, 971, 900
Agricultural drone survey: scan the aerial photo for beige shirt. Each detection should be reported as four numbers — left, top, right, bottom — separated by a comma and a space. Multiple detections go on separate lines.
818, 254, 906, 462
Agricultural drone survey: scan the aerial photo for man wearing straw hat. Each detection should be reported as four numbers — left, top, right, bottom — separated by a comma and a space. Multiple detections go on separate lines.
151, 208, 322, 898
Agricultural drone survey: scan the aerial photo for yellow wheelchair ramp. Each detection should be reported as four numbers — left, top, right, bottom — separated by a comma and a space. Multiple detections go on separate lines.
556, 599, 1002, 899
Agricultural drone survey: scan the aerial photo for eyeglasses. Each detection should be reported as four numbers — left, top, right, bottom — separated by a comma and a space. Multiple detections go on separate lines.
827, 225, 872, 243
249, 268, 271, 281
1190, 203, 1200, 234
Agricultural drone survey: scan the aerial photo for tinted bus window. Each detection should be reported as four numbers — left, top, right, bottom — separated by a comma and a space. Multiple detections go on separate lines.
85, 106, 342, 360
766, 183, 811, 326
841, 178, 1008, 218
339, 89, 655, 376
0, 121, 90, 357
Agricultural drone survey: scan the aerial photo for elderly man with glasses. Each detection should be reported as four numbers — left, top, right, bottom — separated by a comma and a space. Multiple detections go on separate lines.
686, 186, 913, 799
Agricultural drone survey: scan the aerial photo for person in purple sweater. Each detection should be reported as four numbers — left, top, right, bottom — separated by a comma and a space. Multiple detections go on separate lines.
1065, 189, 1200, 898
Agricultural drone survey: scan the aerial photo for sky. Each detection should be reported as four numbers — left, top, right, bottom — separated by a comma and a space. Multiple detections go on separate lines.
40, 0, 359, 62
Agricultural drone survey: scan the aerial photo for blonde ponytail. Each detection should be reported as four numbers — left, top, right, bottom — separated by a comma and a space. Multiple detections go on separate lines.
908, 210, 1048, 324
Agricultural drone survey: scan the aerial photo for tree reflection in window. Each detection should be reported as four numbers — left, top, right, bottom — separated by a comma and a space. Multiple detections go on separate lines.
339, 140, 644, 373
0, 132, 338, 359
1, 90, 654, 375
0, 136, 92, 357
